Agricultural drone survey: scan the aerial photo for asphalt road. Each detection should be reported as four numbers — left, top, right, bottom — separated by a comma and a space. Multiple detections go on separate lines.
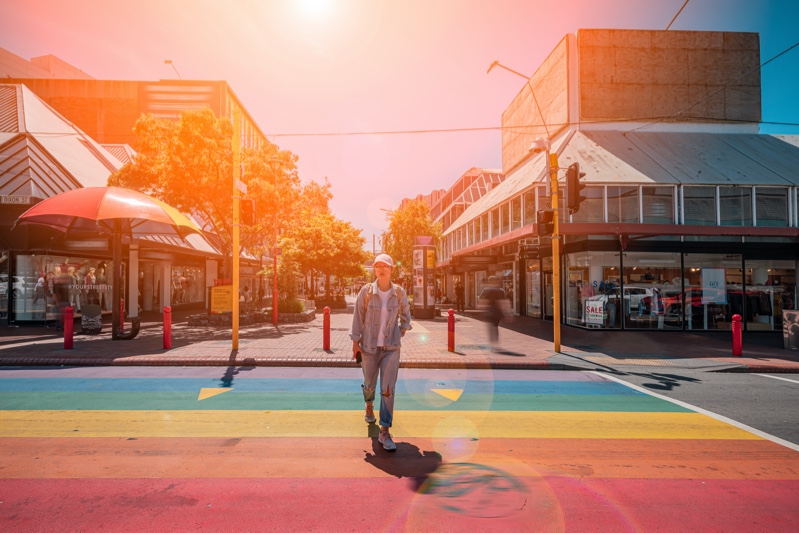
605, 369, 799, 446
1, 366, 798, 532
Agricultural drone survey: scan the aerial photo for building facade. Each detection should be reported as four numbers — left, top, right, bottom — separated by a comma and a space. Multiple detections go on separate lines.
437, 29, 799, 334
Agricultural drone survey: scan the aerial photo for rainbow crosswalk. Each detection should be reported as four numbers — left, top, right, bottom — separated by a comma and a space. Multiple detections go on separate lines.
1, 367, 798, 531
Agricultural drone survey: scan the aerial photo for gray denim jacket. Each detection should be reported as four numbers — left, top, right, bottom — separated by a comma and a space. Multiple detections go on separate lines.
350, 281, 412, 354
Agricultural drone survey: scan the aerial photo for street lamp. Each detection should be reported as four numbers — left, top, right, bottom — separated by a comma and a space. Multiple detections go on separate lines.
489, 60, 561, 352
268, 155, 283, 325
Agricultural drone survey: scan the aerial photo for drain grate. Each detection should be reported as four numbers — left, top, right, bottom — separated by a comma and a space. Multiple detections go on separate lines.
454, 344, 493, 351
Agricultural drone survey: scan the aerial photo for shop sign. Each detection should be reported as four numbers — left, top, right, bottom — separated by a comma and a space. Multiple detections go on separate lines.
584, 300, 605, 326
210, 285, 233, 314
1, 195, 35, 205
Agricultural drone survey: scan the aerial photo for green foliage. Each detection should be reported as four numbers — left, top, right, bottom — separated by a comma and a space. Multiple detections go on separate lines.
277, 297, 305, 314
381, 199, 442, 277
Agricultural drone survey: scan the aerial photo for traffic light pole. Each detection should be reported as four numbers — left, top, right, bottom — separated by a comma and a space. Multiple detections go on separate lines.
232, 109, 242, 350
549, 151, 562, 353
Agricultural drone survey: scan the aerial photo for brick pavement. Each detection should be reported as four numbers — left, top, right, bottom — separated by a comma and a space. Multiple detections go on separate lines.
1, 298, 798, 372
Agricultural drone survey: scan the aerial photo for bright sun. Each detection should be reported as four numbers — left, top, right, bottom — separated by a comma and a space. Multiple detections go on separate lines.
297, 0, 334, 19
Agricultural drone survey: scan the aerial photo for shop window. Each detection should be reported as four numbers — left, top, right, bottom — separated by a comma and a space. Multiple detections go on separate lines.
642, 186, 675, 224
683, 253, 741, 331
12, 254, 115, 322
683, 187, 717, 225
607, 186, 639, 223
720, 187, 752, 226
572, 186, 605, 223
565, 251, 621, 329
171, 265, 205, 305
755, 187, 789, 227
744, 259, 795, 332
622, 252, 682, 330
500, 203, 510, 234
511, 196, 521, 230
523, 191, 536, 226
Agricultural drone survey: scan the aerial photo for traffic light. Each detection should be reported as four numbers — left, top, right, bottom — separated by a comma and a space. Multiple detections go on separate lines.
537, 209, 554, 236
240, 198, 256, 226
566, 162, 587, 214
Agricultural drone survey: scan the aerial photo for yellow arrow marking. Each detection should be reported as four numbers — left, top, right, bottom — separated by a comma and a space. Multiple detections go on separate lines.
198, 388, 233, 401
431, 389, 463, 401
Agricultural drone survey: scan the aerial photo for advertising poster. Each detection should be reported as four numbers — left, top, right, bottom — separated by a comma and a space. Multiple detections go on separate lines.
210, 285, 233, 314
701, 268, 727, 304
584, 299, 605, 326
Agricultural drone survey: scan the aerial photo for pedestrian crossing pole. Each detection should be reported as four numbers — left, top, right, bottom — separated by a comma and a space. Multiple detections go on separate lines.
549, 151, 562, 353
232, 109, 242, 351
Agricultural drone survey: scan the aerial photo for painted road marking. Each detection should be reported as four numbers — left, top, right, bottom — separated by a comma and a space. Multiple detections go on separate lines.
755, 374, 799, 385
595, 371, 799, 452
431, 389, 463, 401
1, 410, 762, 440
198, 388, 233, 400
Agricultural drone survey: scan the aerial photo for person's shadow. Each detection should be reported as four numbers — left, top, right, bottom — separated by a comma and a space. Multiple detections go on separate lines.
364, 435, 443, 491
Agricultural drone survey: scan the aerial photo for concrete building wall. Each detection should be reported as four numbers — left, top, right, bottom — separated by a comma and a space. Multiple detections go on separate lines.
578, 29, 761, 123
500, 36, 572, 175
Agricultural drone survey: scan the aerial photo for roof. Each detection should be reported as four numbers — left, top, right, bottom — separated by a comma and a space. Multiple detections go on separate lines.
101, 144, 136, 165
0, 84, 122, 197
443, 129, 799, 236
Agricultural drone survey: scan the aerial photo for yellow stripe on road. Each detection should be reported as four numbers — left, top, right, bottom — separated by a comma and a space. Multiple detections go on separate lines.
0, 410, 763, 440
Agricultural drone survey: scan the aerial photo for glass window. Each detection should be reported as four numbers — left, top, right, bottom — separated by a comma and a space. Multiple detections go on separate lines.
12, 254, 116, 323
755, 187, 788, 227
500, 203, 510, 234
523, 191, 536, 226
0, 251, 8, 321
622, 252, 682, 330
481, 214, 488, 241
642, 186, 675, 224
491, 208, 499, 238
572, 186, 604, 223
720, 187, 752, 226
683, 187, 716, 225
526, 259, 542, 318
565, 251, 621, 329
511, 196, 521, 230
683, 253, 741, 331
607, 186, 639, 223
537, 186, 550, 211
744, 259, 795, 331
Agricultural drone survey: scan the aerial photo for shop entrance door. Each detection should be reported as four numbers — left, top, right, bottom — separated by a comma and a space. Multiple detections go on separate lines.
544, 271, 554, 320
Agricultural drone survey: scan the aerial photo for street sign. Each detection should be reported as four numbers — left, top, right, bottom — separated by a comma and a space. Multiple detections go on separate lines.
235, 179, 248, 194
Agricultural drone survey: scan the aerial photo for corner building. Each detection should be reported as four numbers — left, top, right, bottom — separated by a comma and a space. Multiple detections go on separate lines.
438, 29, 799, 333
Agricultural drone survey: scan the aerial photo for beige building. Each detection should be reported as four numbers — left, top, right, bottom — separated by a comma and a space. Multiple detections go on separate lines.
438, 29, 799, 333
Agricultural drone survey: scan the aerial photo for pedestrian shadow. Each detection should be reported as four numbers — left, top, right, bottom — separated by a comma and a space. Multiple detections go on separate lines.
629, 371, 702, 391
364, 438, 443, 491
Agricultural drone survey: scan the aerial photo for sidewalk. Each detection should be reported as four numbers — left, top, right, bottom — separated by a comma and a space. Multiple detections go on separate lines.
1, 298, 798, 373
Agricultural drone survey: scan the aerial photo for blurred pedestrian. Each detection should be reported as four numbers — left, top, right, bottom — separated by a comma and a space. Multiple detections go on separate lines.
455, 280, 465, 313
479, 276, 511, 349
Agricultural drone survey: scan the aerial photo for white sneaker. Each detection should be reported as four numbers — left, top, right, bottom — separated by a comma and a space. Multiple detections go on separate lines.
378, 430, 396, 451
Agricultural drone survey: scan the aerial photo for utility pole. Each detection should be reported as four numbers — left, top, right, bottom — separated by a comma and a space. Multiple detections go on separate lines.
232, 109, 242, 350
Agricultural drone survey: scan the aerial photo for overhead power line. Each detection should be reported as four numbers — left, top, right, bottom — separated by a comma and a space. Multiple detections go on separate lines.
666, 0, 691, 31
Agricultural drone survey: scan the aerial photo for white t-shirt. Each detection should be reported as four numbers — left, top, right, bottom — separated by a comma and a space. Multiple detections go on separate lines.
376, 287, 392, 347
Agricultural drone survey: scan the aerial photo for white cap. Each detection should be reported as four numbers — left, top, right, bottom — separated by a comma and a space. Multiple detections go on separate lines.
373, 253, 393, 267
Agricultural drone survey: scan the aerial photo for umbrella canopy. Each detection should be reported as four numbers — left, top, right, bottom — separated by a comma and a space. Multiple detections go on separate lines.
15, 186, 202, 238
14, 187, 204, 341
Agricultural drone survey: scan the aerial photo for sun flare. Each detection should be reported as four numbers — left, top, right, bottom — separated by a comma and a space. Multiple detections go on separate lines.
297, 0, 334, 19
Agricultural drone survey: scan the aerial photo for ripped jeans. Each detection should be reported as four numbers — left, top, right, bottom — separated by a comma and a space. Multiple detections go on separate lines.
361, 346, 401, 428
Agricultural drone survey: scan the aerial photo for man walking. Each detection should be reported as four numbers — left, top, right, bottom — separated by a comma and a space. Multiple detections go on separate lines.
455, 280, 465, 313
350, 254, 412, 451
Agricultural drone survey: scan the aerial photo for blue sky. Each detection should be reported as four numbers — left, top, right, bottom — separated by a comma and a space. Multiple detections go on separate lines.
2, 0, 798, 244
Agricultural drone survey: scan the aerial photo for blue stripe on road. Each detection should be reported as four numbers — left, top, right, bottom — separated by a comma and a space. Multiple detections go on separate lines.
0, 378, 645, 396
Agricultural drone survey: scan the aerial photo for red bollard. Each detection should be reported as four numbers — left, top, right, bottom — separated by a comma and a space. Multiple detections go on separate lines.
323, 306, 331, 351
732, 314, 742, 357
448, 308, 455, 352
163, 306, 172, 350
64, 306, 74, 350
120, 298, 125, 334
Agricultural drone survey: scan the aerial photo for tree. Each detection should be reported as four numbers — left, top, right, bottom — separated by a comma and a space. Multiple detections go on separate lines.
109, 109, 301, 275
381, 199, 442, 279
